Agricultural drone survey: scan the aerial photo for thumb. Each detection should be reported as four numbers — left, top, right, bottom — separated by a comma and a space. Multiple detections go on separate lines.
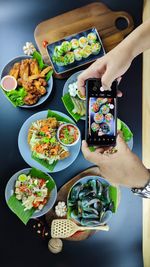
116, 133, 128, 152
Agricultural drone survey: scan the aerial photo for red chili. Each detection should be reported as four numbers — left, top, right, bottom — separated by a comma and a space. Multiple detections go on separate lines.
43, 40, 48, 48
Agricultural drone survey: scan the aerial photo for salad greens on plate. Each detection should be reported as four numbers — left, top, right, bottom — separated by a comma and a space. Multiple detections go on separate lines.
7, 168, 55, 225
30, 109, 74, 172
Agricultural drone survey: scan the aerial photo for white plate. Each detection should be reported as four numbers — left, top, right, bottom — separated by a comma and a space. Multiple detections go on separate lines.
18, 110, 81, 173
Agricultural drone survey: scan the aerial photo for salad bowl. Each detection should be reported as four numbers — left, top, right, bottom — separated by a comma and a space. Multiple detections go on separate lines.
5, 168, 57, 222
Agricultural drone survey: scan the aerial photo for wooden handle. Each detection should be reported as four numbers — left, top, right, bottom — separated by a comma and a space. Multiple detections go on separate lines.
78, 224, 109, 232
112, 11, 134, 35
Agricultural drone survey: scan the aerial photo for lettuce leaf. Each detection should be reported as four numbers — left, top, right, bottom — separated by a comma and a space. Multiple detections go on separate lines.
5, 87, 27, 107
32, 51, 53, 81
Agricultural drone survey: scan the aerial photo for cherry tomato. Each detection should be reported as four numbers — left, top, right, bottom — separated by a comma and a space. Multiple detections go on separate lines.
43, 40, 48, 48
42, 198, 47, 205
39, 179, 46, 187
19, 185, 30, 193
32, 201, 40, 208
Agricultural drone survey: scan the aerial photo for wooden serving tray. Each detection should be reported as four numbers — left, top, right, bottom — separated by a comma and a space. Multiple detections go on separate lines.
45, 166, 120, 241
34, 2, 134, 79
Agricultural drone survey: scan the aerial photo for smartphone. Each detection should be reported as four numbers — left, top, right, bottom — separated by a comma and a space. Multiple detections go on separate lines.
85, 78, 117, 146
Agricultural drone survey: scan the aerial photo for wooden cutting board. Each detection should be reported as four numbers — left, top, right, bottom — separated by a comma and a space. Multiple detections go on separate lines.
34, 2, 134, 78
45, 166, 120, 241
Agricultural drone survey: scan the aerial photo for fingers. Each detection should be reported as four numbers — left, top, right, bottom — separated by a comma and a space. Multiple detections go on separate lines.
77, 60, 105, 95
116, 133, 128, 152
82, 140, 103, 163
95, 147, 105, 153
101, 65, 115, 89
117, 90, 123, 97
117, 76, 122, 84
77, 67, 98, 96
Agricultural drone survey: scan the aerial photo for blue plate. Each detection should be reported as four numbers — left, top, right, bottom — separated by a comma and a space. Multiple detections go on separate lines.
5, 168, 57, 219
18, 110, 81, 173
0, 55, 53, 108
47, 28, 105, 74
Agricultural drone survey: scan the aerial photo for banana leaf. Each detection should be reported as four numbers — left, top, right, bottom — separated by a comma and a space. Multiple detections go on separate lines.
62, 93, 81, 122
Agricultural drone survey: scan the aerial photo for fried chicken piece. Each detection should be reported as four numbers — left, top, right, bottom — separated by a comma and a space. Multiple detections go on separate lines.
19, 59, 30, 81
9, 62, 21, 80
24, 93, 38, 105
39, 78, 47, 86
40, 66, 52, 77
29, 59, 39, 75
34, 80, 46, 95
41, 118, 58, 129
28, 74, 40, 81
17, 78, 23, 86
22, 80, 34, 91
37, 86, 46, 95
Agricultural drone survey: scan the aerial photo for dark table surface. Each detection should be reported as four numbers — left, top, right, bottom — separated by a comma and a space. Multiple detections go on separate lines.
0, 0, 143, 267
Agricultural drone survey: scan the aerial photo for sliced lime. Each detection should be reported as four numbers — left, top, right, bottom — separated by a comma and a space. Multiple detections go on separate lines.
18, 174, 28, 182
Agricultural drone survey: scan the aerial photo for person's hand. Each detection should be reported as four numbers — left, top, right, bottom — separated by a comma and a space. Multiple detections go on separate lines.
77, 46, 133, 96
82, 134, 149, 188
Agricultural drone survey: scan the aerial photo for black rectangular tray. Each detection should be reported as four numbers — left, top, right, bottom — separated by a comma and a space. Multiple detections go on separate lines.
47, 28, 105, 75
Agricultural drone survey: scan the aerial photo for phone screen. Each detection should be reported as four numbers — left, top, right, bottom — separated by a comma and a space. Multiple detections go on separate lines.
86, 79, 117, 146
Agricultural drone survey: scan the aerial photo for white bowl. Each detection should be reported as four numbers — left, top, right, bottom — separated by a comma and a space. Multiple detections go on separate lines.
57, 123, 81, 147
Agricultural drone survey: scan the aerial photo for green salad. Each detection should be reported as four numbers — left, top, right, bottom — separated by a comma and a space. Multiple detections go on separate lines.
7, 168, 55, 225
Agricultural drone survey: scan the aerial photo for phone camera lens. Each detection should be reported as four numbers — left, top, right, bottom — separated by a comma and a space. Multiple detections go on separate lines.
93, 86, 97, 91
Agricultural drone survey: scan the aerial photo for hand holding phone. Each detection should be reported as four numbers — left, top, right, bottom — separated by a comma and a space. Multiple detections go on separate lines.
85, 78, 117, 147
